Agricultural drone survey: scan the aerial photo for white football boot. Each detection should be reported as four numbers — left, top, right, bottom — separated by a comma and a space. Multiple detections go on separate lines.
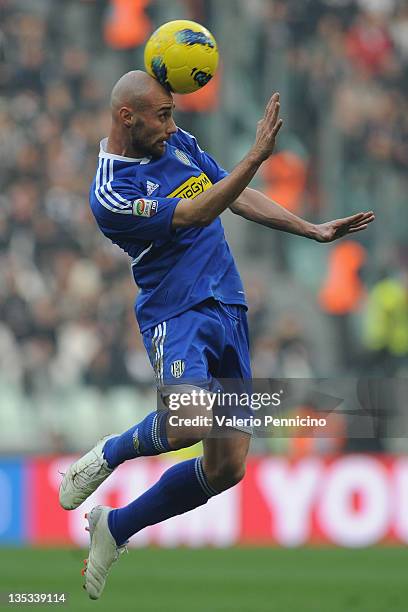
59, 434, 118, 510
82, 505, 128, 600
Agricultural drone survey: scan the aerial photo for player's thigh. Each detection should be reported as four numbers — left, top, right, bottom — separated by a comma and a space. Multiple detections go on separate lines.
142, 302, 224, 444
212, 303, 254, 430
216, 303, 252, 380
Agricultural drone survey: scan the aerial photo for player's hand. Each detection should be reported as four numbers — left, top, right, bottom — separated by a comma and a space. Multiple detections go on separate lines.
313, 211, 375, 243
251, 93, 283, 163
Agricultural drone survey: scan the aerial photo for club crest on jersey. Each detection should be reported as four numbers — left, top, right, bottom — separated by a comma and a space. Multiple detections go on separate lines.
146, 180, 159, 196
171, 359, 185, 378
133, 198, 158, 217
174, 149, 191, 166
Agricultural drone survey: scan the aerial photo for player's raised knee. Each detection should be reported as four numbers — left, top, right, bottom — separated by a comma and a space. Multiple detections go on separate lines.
165, 389, 214, 448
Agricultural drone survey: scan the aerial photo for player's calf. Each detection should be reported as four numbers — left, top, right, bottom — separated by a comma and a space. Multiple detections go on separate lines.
202, 431, 250, 492
102, 393, 214, 470
202, 455, 246, 492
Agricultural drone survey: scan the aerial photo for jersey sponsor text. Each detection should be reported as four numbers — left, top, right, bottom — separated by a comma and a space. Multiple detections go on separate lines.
168, 172, 212, 200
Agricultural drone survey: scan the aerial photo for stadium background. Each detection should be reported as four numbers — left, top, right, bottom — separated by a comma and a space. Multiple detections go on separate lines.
0, 0, 407, 610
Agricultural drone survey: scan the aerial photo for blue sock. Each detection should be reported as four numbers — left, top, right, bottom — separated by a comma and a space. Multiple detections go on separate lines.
108, 457, 218, 545
103, 411, 171, 469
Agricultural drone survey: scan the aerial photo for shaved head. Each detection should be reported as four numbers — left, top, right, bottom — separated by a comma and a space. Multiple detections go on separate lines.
110, 70, 169, 114
107, 70, 176, 159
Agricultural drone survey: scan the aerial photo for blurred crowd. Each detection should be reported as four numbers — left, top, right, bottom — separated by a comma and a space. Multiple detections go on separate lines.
248, 0, 407, 378
0, 0, 151, 393
248, 0, 408, 169
0, 0, 406, 406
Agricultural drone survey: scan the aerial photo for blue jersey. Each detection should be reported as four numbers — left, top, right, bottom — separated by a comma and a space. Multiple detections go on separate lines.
89, 128, 246, 332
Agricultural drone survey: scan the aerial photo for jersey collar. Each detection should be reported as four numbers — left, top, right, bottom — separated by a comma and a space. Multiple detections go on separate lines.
98, 138, 151, 164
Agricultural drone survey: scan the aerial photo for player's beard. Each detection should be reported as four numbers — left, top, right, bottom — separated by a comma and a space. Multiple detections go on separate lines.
130, 118, 165, 159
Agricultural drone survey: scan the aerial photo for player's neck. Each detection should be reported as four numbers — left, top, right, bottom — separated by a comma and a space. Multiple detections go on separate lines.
106, 131, 145, 159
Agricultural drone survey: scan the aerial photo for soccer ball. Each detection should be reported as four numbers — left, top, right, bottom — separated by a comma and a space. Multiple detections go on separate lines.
144, 20, 219, 94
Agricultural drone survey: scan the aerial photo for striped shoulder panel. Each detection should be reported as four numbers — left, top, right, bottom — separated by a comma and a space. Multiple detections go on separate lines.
94, 158, 134, 215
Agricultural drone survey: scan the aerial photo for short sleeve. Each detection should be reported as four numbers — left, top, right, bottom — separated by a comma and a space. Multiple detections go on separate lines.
175, 128, 229, 184
91, 179, 180, 242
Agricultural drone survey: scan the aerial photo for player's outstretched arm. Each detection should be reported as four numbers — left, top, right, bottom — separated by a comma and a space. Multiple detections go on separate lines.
230, 188, 375, 242
172, 93, 283, 228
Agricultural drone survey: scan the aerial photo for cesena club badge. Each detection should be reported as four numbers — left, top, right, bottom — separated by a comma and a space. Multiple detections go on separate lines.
174, 149, 191, 165
133, 198, 158, 217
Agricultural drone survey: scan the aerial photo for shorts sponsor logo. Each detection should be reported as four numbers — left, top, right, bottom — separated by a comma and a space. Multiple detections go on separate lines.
132, 429, 140, 452
171, 360, 185, 378
174, 149, 191, 165
168, 172, 212, 200
133, 198, 158, 217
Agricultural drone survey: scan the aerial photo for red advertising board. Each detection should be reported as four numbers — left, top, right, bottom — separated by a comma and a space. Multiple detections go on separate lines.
26, 455, 408, 548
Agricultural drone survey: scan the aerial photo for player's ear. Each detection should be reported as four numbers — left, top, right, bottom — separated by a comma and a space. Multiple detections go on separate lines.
119, 107, 134, 128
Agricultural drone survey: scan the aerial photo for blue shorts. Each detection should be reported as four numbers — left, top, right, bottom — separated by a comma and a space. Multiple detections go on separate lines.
142, 298, 253, 432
